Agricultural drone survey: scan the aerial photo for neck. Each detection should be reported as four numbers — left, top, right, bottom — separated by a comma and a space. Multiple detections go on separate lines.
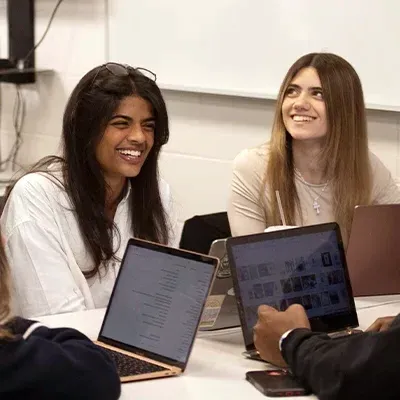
105, 176, 126, 215
292, 139, 327, 184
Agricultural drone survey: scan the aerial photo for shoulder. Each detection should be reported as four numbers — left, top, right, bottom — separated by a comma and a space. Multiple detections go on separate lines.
368, 151, 400, 203
369, 151, 384, 168
232, 143, 268, 190
233, 143, 269, 173
4, 172, 65, 213
4, 317, 39, 337
369, 151, 390, 174
1, 172, 66, 233
368, 151, 394, 184
159, 177, 170, 199
10, 171, 64, 199
158, 177, 171, 207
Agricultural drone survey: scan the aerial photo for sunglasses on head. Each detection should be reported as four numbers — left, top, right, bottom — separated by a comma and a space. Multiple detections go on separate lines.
91, 62, 157, 85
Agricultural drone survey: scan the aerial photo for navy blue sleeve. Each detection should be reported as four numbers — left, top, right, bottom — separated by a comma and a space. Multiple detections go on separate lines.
282, 317, 400, 400
0, 321, 121, 400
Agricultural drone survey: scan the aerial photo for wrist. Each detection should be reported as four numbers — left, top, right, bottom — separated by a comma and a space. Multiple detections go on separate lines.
280, 328, 315, 367
279, 329, 295, 352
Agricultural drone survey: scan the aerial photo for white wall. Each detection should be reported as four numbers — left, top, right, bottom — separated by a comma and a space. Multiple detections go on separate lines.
0, 0, 107, 167
0, 0, 399, 240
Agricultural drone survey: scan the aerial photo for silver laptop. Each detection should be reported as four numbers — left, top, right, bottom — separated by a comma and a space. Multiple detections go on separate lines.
199, 238, 241, 331
96, 238, 219, 382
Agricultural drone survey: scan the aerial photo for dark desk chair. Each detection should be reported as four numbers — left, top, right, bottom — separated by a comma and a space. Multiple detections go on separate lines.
179, 212, 231, 255
0, 185, 12, 216
0, 195, 6, 216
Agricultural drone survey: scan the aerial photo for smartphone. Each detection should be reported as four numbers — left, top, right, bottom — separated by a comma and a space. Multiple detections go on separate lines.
246, 369, 310, 397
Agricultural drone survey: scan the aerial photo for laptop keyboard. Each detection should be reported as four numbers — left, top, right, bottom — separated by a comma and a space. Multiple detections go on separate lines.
100, 347, 168, 377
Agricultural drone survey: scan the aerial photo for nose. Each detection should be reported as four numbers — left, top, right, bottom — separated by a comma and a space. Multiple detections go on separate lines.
293, 92, 311, 111
127, 124, 146, 143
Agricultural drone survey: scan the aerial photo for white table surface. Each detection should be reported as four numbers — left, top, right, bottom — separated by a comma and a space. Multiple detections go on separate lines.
38, 296, 400, 400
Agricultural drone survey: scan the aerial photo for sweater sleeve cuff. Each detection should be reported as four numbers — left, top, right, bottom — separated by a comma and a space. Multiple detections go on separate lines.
281, 328, 316, 365
5, 317, 39, 337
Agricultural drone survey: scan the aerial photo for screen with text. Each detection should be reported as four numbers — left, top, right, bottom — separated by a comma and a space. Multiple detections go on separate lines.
101, 245, 214, 363
230, 230, 351, 340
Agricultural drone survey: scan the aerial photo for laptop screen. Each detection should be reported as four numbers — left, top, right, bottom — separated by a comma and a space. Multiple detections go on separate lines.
227, 223, 358, 349
99, 240, 216, 366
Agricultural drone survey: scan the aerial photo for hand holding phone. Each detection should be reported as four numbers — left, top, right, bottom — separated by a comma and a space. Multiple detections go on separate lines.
246, 369, 310, 397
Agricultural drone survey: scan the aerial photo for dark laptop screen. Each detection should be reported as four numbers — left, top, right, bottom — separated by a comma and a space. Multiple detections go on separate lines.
227, 223, 358, 348
100, 242, 215, 365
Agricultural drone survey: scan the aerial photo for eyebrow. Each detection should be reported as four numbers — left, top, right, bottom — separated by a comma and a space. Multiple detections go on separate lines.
110, 115, 156, 122
288, 84, 322, 91
110, 115, 132, 122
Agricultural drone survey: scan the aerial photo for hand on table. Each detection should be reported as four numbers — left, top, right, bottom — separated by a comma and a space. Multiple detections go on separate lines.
365, 316, 396, 332
253, 304, 311, 367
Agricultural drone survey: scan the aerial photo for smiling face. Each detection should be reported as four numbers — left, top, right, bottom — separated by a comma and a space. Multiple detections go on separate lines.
95, 95, 155, 190
281, 67, 327, 143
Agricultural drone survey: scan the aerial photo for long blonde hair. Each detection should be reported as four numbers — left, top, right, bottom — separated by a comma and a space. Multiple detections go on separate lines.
265, 53, 371, 242
0, 231, 12, 339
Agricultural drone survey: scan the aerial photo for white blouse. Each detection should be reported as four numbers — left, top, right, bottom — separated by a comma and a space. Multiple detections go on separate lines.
0, 171, 176, 318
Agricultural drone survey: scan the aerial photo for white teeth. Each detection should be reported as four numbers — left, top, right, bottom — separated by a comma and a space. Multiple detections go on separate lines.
292, 115, 314, 122
118, 149, 141, 157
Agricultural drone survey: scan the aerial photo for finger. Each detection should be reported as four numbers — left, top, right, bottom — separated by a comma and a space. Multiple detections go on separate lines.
286, 303, 307, 316
253, 325, 261, 345
285, 303, 310, 328
258, 304, 277, 317
377, 321, 392, 332
253, 322, 260, 335
379, 317, 396, 332
253, 329, 258, 343
365, 319, 382, 332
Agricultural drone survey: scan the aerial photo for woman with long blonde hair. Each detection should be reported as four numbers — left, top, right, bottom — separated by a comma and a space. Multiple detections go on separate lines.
228, 52, 400, 244
0, 231, 121, 399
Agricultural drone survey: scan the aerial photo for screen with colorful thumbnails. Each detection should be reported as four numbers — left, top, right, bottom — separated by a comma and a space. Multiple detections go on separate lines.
226, 223, 359, 350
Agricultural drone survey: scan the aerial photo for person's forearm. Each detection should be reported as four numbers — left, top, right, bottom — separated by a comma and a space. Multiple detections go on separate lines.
0, 324, 121, 400
282, 326, 400, 400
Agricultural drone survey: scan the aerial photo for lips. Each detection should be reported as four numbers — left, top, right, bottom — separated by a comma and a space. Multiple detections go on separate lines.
117, 149, 142, 157
116, 148, 144, 165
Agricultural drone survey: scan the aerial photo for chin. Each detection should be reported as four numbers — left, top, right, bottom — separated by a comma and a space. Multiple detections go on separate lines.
124, 172, 141, 179
120, 166, 143, 178
288, 130, 325, 142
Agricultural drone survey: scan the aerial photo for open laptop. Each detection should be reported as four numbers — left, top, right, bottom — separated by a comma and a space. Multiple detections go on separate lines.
226, 223, 359, 356
199, 238, 241, 331
346, 204, 400, 297
95, 238, 219, 382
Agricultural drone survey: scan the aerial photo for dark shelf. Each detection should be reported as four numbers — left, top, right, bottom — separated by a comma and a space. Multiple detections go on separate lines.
0, 68, 53, 84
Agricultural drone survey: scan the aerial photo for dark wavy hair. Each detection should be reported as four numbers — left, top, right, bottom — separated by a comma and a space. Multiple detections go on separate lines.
7, 64, 170, 278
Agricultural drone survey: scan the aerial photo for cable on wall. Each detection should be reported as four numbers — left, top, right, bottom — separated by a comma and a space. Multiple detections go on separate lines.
22, 0, 65, 67
0, 0, 65, 172
0, 85, 25, 172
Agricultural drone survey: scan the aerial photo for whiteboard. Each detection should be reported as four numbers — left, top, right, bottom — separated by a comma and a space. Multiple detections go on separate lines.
108, 0, 400, 111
